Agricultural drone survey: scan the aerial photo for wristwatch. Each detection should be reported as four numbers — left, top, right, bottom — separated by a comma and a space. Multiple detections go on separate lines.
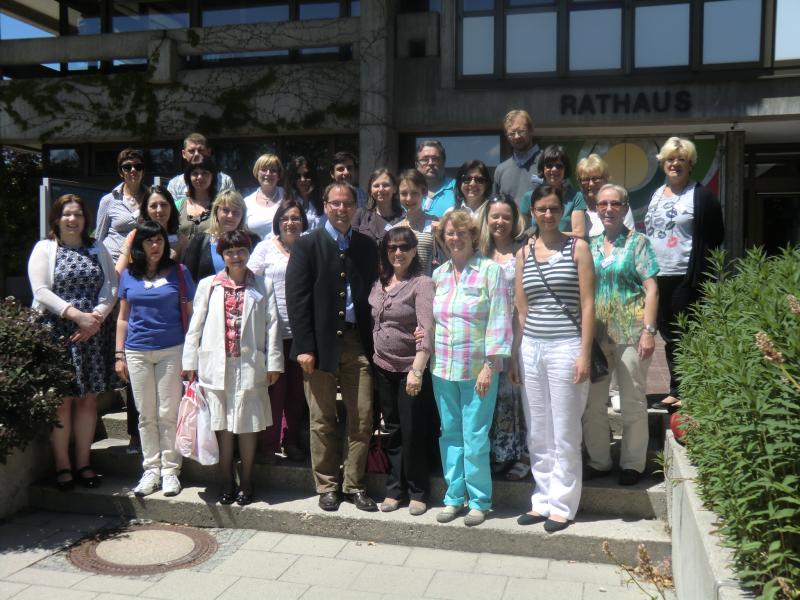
410, 368, 423, 378
643, 324, 657, 335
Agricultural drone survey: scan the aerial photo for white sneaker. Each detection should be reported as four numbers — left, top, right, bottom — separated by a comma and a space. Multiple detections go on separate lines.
162, 474, 181, 497
133, 471, 160, 497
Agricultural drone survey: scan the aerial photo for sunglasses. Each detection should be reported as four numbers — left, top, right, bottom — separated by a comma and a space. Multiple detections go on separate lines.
597, 201, 628, 209
461, 176, 487, 185
386, 243, 413, 253
121, 163, 145, 172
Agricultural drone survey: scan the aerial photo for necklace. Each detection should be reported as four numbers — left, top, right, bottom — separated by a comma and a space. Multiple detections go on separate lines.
260, 187, 279, 205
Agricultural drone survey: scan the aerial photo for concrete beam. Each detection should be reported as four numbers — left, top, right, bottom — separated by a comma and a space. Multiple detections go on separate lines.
0, 18, 360, 66
722, 130, 745, 260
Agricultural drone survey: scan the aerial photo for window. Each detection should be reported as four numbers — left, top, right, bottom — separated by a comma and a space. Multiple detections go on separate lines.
112, 1, 189, 33
0, 10, 56, 40
506, 12, 556, 73
415, 134, 502, 169
462, 16, 495, 75
635, 4, 690, 68
569, 8, 621, 71
202, 2, 290, 27
702, 0, 761, 64
774, 0, 800, 62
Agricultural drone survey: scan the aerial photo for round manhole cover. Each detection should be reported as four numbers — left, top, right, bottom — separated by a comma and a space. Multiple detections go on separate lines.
68, 523, 217, 575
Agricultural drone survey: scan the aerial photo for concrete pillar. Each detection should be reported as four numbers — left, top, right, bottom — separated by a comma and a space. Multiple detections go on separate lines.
722, 130, 745, 260
358, 0, 397, 185
148, 36, 179, 84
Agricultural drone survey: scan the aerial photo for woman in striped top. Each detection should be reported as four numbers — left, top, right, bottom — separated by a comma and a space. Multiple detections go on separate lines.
396, 169, 439, 276
510, 185, 595, 533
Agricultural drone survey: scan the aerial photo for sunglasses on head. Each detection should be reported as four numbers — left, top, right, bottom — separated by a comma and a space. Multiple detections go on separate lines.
121, 163, 145, 172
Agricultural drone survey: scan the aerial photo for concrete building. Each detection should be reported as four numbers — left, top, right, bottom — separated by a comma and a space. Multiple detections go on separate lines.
1, 0, 799, 255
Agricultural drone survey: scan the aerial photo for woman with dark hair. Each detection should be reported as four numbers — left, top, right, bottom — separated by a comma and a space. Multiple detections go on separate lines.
248, 199, 309, 462
477, 195, 530, 481
283, 156, 323, 230
115, 221, 195, 498
116, 185, 187, 273
178, 156, 219, 239
183, 190, 260, 282
369, 226, 435, 515
396, 169, 439, 276
97, 148, 148, 262
451, 160, 492, 217
520, 146, 586, 238
183, 229, 283, 506
351, 168, 405, 243
511, 184, 595, 533
28, 194, 117, 490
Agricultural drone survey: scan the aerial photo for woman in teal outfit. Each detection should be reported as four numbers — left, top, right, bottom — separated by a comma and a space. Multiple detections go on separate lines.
520, 146, 586, 238
581, 184, 659, 486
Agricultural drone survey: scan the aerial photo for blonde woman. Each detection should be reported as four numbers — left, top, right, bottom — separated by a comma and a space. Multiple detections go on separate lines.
576, 154, 635, 237
244, 154, 285, 240
183, 190, 260, 282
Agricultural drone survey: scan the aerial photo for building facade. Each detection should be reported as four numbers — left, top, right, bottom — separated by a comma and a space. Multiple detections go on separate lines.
1, 0, 799, 255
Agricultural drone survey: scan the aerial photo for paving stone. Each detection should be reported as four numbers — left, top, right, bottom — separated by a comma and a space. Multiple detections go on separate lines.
502, 577, 583, 599
139, 570, 238, 600
583, 582, 676, 599
6, 566, 90, 588
73, 574, 155, 595
474, 553, 549, 579
279, 555, 366, 589
213, 549, 298, 579
216, 576, 308, 600
272, 534, 348, 557
547, 560, 624, 586
424, 570, 507, 600
240, 531, 286, 552
11, 585, 98, 600
351, 564, 435, 597
95, 595, 146, 600
337, 541, 412, 566
404, 548, 478, 573
0, 550, 53, 578
300, 586, 381, 600
0, 581, 28, 600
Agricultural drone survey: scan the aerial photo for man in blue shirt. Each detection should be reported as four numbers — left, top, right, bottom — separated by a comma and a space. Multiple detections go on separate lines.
416, 140, 456, 218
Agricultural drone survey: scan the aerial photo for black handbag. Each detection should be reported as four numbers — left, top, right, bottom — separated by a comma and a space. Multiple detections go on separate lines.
531, 248, 609, 383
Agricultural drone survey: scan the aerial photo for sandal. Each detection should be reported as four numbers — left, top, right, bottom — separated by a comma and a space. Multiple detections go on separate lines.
75, 466, 102, 488
505, 461, 531, 481
55, 469, 74, 492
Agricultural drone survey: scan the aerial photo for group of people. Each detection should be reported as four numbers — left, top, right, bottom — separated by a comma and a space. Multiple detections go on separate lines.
28, 114, 723, 532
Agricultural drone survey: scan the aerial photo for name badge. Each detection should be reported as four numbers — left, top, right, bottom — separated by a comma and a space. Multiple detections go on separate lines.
601, 255, 616, 269
547, 252, 563, 266
143, 277, 168, 289
247, 288, 263, 303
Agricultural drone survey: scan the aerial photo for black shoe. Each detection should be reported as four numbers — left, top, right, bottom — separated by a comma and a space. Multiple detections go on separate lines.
517, 512, 548, 526
236, 489, 253, 506
219, 485, 236, 505
55, 469, 74, 492
344, 491, 378, 512
75, 466, 101, 488
618, 469, 642, 486
319, 491, 341, 511
544, 518, 570, 533
583, 465, 612, 481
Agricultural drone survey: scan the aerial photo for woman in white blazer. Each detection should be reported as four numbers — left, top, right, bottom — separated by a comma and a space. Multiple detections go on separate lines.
28, 194, 117, 490
183, 229, 283, 506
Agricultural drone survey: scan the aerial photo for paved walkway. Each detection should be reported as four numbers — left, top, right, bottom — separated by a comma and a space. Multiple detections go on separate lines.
0, 510, 674, 600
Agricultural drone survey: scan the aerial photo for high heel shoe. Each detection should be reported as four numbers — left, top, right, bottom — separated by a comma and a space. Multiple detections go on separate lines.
55, 469, 74, 491
75, 466, 102, 488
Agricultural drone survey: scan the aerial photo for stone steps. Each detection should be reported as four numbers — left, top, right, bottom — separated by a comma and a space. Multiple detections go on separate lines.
89, 437, 667, 521
27, 476, 671, 566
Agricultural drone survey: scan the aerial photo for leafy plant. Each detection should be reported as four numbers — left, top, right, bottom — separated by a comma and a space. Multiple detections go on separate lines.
0, 297, 73, 463
676, 247, 800, 599
0, 147, 41, 284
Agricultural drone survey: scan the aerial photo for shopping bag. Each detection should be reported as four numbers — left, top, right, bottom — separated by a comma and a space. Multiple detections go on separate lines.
175, 380, 200, 459
366, 431, 389, 474
195, 390, 219, 466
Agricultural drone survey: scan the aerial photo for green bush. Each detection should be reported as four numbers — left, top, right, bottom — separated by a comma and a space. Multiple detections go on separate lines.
0, 297, 74, 463
677, 247, 800, 599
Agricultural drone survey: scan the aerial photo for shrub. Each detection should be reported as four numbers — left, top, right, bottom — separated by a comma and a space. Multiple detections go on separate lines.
677, 247, 800, 599
0, 297, 74, 463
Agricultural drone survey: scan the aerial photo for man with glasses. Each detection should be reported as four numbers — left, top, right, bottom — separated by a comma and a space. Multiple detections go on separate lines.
416, 140, 456, 218
167, 133, 235, 208
329, 151, 367, 208
493, 110, 542, 221
286, 182, 379, 513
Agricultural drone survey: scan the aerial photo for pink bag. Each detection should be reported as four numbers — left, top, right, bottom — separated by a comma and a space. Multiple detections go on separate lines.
175, 380, 219, 465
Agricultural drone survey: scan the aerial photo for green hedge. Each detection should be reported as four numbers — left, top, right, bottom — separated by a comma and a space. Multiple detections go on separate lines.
677, 248, 800, 600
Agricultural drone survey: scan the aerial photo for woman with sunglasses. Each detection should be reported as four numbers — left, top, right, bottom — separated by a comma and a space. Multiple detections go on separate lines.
97, 149, 148, 262
450, 160, 492, 218
283, 156, 324, 230
351, 168, 405, 243
244, 154, 285, 240
247, 198, 309, 463
369, 226, 435, 516
576, 154, 636, 237
178, 156, 220, 240
520, 146, 586, 238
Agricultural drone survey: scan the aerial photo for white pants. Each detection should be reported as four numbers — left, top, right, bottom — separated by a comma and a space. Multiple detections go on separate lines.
519, 336, 589, 520
583, 339, 651, 473
127, 344, 184, 477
